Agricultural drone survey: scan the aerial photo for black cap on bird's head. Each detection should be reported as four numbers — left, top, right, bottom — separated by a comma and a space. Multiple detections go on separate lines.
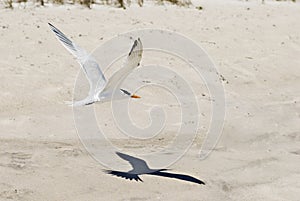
120, 89, 141, 99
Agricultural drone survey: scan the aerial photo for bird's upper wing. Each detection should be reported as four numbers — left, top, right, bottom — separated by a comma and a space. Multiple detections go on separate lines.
48, 23, 107, 96
104, 170, 143, 182
149, 171, 205, 185
102, 38, 143, 93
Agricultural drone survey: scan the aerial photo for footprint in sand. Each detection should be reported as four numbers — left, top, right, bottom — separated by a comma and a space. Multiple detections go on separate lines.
0, 152, 32, 170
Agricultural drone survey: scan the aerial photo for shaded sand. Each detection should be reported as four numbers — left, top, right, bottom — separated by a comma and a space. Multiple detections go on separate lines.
0, 1, 300, 200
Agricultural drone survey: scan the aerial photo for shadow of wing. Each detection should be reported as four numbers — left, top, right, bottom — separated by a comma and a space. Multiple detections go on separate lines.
116, 152, 150, 171
105, 170, 143, 182
149, 171, 205, 185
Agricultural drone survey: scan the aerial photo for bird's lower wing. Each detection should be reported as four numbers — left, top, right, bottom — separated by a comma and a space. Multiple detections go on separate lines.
105, 170, 143, 182
149, 171, 205, 185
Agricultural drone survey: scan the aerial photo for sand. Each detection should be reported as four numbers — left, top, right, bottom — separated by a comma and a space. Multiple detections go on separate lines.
0, 0, 299, 200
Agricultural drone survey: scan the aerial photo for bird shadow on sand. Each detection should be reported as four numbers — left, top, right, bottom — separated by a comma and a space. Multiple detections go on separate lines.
104, 152, 205, 185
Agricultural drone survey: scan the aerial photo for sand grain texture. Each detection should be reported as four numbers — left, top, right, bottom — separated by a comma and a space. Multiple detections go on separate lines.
0, 1, 300, 200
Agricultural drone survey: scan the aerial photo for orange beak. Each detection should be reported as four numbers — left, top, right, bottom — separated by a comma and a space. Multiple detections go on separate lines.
131, 94, 141, 99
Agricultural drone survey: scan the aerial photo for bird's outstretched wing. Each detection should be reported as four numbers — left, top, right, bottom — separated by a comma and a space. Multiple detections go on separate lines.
149, 171, 205, 185
102, 38, 143, 94
48, 23, 107, 99
105, 170, 143, 182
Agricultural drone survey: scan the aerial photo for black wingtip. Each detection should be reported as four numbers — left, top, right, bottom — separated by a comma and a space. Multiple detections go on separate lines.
128, 39, 138, 56
48, 23, 56, 31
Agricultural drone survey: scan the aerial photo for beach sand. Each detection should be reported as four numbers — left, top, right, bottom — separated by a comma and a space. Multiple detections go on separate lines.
0, 0, 299, 200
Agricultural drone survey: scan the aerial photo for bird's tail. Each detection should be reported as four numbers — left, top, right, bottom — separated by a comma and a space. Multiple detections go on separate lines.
64, 98, 95, 107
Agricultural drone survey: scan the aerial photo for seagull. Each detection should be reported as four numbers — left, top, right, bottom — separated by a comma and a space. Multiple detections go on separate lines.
105, 152, 205, 185
48, 23, 142, 106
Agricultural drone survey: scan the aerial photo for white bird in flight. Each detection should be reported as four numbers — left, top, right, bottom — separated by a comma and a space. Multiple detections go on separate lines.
48, 23, 142, 106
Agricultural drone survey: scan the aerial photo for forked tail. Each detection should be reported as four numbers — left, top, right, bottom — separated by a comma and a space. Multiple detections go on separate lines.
64, 98, 95, 107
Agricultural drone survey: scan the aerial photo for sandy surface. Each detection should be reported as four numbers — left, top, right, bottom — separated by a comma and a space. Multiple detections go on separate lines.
0, 1, 300, 200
